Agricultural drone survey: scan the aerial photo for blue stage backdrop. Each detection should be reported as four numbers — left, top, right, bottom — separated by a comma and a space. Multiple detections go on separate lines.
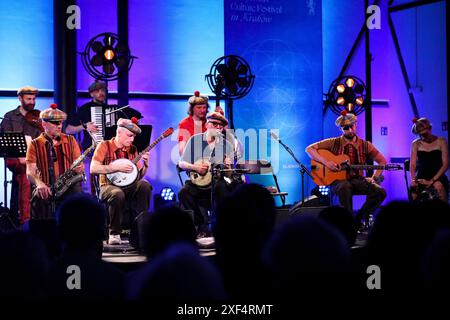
224, 0, 323, 205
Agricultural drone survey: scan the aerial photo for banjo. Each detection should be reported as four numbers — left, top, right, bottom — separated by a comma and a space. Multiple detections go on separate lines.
106, 127, 174, 187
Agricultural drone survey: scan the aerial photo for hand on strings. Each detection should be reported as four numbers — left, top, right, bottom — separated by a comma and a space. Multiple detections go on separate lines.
326, 160, 340, 172
141, 153, 149, 168
111, 161, 133, 173
195, 162, 210, 175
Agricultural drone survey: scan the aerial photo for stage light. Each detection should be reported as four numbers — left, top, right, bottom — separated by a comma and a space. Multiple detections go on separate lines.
80, 32, 136, 81
160, 187, 175, 201
153, 187, 177, 210
104, 49, 115, 61
345, 77, 355, 88
325, 75, 367, 116
318, 185, 330, 196
336, 97, 345, 105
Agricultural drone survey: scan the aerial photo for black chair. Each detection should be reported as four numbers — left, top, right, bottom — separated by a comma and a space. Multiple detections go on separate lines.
237, 159, 288, 206
176, 163, 187, 187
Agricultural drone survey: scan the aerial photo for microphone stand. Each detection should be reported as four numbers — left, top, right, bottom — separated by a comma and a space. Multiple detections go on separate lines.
275, 137, 314, 206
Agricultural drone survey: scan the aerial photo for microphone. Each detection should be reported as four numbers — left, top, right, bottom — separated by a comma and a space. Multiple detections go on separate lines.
270, 131, 280, 141
104, 105, 129, 116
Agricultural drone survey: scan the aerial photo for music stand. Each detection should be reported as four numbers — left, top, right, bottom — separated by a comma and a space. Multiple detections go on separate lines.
0, 132, 28, 210
105, 125, 152, 153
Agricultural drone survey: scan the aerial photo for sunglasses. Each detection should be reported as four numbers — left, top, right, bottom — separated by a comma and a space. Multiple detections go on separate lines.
342, 124, 354, 131
210, 122, 224, 128
46, 120, 62, 125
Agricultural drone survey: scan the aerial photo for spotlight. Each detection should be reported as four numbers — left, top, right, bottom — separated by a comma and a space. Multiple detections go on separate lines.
154, 187, 177, 210
318, 185, 330, 196
160, 187, 175, 201
325, 75, 367, 115
80, 32, 136, 81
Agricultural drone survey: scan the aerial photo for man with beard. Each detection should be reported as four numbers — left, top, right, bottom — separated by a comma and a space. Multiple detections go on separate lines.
177, 91, 225, 156
65, 81, 107, 194
26, 104, 83, 257
178, 111, 241, 237
65, 81, 106, 149
0, 86, 42, 224
177, 91, 210, 156
26, 103, 83, 219
306, 110, 387, 229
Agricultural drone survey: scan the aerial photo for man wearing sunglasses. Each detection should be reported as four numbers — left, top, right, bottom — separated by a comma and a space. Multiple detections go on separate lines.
306, 110, 387, 230
178, 111, 241, 238
26, 103, 83, 218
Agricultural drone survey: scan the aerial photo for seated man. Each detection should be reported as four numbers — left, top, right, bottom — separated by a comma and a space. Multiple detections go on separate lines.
178, 112, 242, 237
26, 103, 83, 219
305, 110, 387, 229
26, 103, 84, 257
90, 118, 152, 245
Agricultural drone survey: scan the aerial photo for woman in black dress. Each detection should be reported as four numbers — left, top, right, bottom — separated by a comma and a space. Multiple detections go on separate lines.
410, 117, 449, 202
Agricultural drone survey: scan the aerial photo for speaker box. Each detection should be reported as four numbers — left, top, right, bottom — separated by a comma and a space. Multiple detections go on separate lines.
276, 206, 327, 225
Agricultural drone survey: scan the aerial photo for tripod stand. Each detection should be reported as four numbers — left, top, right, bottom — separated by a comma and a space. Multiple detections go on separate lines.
271, 132, 314, 206
0, 132, 27, 230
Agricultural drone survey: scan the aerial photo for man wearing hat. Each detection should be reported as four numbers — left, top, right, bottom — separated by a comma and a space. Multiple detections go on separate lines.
177, 90, 225, 156
410, 117, 448, 202
178, 111, 241, 237
0, 86, 42, 224
90, 118, 152, 245
306, 110, 387, 230
65, 80, 106, 151
26, 103, 83, 214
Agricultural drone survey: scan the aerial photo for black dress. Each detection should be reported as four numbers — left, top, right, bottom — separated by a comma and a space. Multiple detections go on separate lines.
415, 149, 449, 195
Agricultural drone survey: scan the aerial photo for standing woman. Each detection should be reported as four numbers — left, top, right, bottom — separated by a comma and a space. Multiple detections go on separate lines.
410, 117, 449, 202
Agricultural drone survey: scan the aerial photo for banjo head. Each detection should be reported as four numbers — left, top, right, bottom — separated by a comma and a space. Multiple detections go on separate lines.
107, 159, 139, 187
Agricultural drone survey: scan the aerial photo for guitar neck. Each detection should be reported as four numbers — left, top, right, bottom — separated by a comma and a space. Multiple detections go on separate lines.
348, 165, 387, 170
132, 135, 164, 164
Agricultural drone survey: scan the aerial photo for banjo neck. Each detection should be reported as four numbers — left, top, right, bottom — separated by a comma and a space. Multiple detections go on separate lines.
131, 134, 166, 165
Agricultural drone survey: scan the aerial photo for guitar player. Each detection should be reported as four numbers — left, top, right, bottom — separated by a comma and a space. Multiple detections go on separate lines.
178, 111, 241, 238
90, 117, 152, 245
305, 110, 387, 230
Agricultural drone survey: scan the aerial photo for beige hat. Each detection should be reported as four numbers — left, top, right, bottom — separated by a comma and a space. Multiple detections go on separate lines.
188, 90, 209, 106
17, 86, 39, 96
117, 117, 142, 135
411, 117, 431, 135
40, 103, 67, 121
206, 111, 228, 126
335, 110, 357, 127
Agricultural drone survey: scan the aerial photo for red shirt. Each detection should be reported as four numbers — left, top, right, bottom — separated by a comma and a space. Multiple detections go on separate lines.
177, 116, 206, 143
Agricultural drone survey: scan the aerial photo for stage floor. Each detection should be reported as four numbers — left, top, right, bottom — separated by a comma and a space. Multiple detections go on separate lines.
102, 232, 369, 266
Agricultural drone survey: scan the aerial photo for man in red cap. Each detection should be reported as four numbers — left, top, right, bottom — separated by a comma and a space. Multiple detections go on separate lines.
177, 90, 225, 156
90, 118, 152, 245
306, 111, 387, 230
178, 111, 241, 237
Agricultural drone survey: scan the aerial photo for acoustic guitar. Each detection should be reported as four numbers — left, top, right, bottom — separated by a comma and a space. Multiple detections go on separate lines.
310, 149, 402, 186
